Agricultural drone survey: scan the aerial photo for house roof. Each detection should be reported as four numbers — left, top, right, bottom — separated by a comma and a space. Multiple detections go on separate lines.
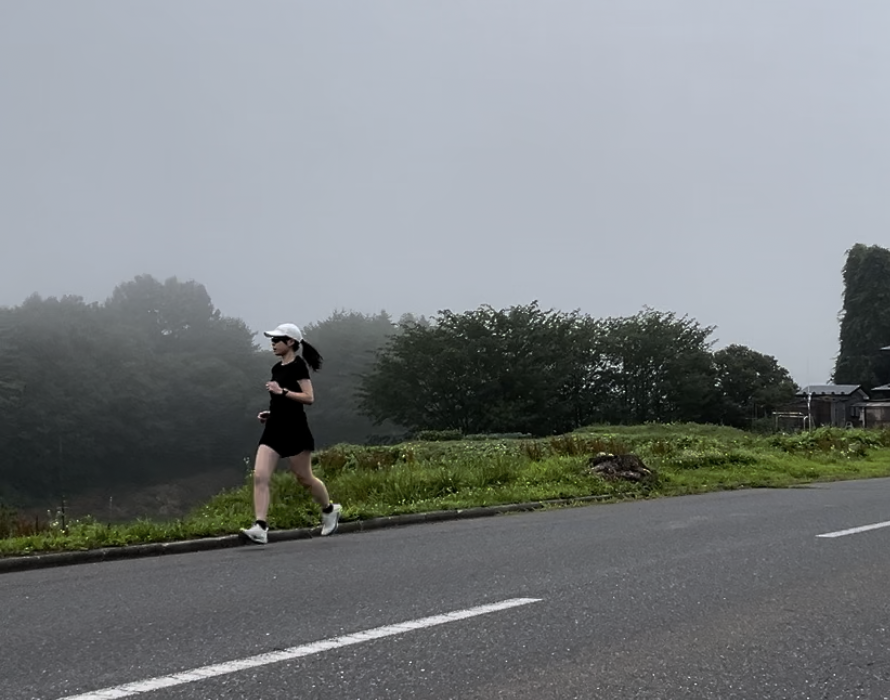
798, 384, 864, 396
853, 402, 890, 408
873, 384, 890, 391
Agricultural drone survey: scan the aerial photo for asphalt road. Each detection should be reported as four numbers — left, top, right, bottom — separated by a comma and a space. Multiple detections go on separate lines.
4, 478, 890, 699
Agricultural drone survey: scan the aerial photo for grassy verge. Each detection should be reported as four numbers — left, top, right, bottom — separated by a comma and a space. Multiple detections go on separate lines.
3, 424, 890, 557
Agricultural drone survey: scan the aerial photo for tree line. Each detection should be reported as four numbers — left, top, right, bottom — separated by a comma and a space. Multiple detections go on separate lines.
0, 275, 413, 504
358, 303, 796, 436
3, 243, 887, 505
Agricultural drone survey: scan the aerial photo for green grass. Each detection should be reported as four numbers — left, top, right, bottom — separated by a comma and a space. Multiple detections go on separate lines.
3, 424, 890, 557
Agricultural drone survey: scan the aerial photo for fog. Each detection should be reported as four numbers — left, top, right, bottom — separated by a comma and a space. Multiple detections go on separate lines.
2, 1, 889, 384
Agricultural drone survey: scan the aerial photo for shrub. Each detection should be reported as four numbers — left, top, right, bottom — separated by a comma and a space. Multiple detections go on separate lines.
0, 505, 50, 539
663, 450, 759, 470
414, 429, 463, 442
770, 427, 889, 456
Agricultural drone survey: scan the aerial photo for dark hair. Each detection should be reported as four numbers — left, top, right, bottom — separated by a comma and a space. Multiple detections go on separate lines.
299, 339, 323, 371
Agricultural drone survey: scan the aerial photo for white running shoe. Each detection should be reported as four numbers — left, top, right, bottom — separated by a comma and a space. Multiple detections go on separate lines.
240, 522, 268, 545
320, 504, 342, 536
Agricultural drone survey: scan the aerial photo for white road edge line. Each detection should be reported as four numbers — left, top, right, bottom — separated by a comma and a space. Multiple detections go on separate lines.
817, 520, 890, 538
56, 597, 542, 700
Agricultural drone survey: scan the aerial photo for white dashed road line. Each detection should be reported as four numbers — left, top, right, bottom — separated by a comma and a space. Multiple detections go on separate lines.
56, 597, 542, 700
817, 520, 890, 538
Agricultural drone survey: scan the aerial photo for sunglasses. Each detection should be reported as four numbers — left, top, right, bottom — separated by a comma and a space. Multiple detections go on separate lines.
270, 336, 289, 345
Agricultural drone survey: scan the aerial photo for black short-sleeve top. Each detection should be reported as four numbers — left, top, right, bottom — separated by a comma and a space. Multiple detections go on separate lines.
268, 357, 311, 417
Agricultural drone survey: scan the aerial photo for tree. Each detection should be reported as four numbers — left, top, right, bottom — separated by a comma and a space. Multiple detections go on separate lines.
593, 309, 718, 424
359, 302, 603, 435
0, 310, 22, 413
0, 306, 27, 502
0, 278, 263, 503
300, 310, 402, 445
0, 294, 132, 498
834, 244, 890, 389
713, 344, 797, 427
105, 275, 255, 356
102, 276, 260, 473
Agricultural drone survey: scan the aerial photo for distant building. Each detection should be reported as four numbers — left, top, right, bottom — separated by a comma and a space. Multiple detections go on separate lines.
854, 383, 890, 429
871, 383, 890, 398
774, 383, 890, 430
860, 345, 890, 427
855, 402, 890, 428
775, 347, 890, 430
776, 385, 870, 430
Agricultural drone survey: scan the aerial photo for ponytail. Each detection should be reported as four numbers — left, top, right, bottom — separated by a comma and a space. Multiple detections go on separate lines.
300, 339, 323, 371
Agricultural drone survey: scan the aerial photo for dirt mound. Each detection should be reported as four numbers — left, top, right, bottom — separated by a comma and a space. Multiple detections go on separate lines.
587, 453, 655, 482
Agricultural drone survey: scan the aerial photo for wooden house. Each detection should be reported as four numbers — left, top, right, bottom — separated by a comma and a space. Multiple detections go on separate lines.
794, 384, 869, 428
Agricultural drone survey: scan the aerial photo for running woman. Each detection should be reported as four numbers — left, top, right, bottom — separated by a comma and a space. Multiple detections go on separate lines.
240, 323, 341, 544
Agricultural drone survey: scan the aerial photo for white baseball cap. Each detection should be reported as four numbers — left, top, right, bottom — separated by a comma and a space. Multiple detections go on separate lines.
263, 323, 303, 343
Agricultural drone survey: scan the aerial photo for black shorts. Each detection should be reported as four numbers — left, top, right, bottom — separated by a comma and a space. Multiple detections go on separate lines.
258, 416, 315, 458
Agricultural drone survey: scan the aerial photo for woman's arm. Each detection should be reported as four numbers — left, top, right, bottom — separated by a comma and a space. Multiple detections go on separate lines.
282, 378, 314, 405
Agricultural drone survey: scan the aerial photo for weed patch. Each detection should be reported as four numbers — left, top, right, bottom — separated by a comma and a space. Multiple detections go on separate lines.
4, 424, 890, 557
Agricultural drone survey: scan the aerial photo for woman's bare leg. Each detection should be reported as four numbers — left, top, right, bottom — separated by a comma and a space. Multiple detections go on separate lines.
253, 444, 280, 521
287, 451, 331, 507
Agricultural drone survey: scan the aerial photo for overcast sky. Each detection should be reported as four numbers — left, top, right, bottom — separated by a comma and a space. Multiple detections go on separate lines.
1, 1, 888, 385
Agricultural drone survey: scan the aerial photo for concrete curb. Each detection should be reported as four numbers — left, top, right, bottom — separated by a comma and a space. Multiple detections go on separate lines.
0, 494, 612, 575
